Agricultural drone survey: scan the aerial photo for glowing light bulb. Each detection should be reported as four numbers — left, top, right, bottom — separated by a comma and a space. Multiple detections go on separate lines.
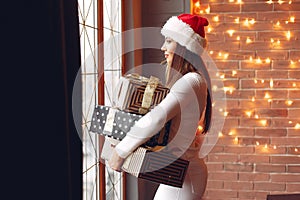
254, 79, 258, 84
227, 30, 235, 37
207, 27, 212, 33
266, 0, 273, 4
232, 70, 237, 76
194, 1, 200, 7
235, 17, 240, 23
277, 39, 281, 44
212, 85, 218, 91
295, 123, 300, 129
286, 100, 293, 106
289, 121, 293, 124
213, 16, 219, 22
270, 78, 274, 88
236, 36, 240, 40
264, 92, 271, 99
273, 145, 277, 149
197, 125, 203, 132
295, 148, 298, 152
290, 16, 295, 22
229, 130, 236, 136
271, 38, 275, 43
265, 58, 271, 63
243, 18, 249, 26
249, 56, 253, 62
276, 21, 280, 26
256, 58, 262, 64
224, 111, 229, 117
260, 120, 267, 126
234, 137, 239, 144
205, 5, 210, 14
256, 141, 260, 146
246, 37, 252, 43
278, 0, 284, 4
209, 50, 214, 55
218, 132, 223, 137
223, 87, 235, 94
252, 97, 255, 102
223, 53, 229, 59
264, 144, 268, 149
245, 111, 252, 117
236, 0, 243, 4
290, 60, 295, 65
249, 19, 255, 25
286, 31, 291, 40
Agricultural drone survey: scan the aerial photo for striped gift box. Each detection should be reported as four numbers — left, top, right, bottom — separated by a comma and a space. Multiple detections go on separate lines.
114, 73, 170, 115
122, 147, 189, 188
90, 105, 171, 148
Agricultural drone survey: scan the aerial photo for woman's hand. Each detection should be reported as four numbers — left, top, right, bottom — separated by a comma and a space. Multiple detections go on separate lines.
108, 148, 125, 172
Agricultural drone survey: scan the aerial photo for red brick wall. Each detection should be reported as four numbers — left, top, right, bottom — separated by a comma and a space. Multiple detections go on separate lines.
192, 0, 300, 199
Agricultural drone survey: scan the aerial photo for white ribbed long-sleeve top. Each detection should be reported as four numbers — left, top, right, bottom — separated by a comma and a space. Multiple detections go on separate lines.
115, 72, 207, 159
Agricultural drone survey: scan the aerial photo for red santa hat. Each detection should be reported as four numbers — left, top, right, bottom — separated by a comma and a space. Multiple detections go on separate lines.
161, 14, 209, 55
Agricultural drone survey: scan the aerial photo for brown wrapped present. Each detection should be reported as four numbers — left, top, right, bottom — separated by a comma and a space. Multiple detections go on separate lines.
114, 73, 170, 115
100, 138, 189, 188
122, 147, 189, 188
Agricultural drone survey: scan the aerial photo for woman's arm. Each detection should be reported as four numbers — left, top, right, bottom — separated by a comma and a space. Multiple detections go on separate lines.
108, 73, 206, 170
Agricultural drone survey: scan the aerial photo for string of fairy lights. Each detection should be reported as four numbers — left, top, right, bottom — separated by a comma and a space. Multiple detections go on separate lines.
192, 0, 300, 153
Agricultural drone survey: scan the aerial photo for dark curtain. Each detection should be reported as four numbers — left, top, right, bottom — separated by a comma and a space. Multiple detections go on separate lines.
2, 0, 82, 199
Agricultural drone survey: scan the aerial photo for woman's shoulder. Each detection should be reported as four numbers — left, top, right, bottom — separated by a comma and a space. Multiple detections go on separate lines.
182, 72, 206, 85
171, 72, 206, 92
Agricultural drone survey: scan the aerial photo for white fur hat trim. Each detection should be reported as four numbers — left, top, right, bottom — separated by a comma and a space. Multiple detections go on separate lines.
161, 16, 207, 55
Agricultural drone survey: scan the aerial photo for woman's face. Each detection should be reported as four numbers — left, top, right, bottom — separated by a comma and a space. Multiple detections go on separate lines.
161, 37, 177, 66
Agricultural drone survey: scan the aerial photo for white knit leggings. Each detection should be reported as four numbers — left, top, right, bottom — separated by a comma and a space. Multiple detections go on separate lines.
153, 158, 208, 200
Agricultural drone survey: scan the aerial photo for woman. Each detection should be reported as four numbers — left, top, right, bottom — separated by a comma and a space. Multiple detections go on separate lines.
109, 13, 212, 199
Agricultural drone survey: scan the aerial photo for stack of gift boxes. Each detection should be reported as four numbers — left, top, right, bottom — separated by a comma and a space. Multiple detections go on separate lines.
90, 73, 189, 188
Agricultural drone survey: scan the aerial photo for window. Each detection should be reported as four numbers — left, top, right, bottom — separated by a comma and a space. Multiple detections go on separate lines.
78, 0, 122, 199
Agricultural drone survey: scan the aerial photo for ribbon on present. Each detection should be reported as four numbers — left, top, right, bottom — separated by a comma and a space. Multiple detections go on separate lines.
103, 107, 117, 136
114, 73, 169, 115
139, 76, 160, 114
124, 73, 161, 114
125, 73, 151, 82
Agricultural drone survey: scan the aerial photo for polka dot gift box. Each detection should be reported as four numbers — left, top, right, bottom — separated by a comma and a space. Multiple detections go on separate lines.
90, 105, 171, 148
